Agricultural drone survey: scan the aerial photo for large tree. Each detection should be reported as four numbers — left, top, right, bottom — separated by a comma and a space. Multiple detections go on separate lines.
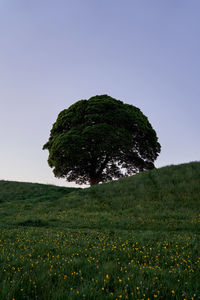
43, 95, 161, 186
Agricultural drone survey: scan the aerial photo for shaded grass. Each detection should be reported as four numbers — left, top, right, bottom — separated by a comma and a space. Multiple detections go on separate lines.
0, 180, 78, 203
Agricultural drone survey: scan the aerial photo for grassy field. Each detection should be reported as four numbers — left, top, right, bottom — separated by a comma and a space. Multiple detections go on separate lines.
0, 161, 200, 299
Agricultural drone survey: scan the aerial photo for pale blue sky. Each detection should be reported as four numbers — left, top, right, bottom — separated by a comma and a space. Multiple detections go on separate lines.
0, 0, 199, 187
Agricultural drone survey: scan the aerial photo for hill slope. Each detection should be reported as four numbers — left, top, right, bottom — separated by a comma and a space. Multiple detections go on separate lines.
0, 161, 199, 231
0, 162, 199, 299
0, 180, 78, 203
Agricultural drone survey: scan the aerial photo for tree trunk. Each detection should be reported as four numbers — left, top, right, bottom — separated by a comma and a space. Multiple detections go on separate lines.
89, 177, 100, 186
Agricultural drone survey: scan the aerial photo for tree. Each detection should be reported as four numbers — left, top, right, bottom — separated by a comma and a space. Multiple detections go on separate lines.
43, 95, 161, 186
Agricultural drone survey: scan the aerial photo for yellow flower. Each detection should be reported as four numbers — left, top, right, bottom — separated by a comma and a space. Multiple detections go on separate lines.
171, 290, 175, 294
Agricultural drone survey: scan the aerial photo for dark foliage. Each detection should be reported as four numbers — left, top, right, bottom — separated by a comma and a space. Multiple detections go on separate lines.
43, 95, 161, 185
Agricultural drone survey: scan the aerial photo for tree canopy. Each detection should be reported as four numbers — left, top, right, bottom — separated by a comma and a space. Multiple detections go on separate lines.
43, 95, 161, 185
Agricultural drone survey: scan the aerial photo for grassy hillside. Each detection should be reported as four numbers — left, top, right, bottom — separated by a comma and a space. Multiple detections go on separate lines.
0, 180, 78, 203
0, 162, 199, 299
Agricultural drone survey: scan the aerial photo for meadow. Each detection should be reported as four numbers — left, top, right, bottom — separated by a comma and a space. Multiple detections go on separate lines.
0, 162, 199, 299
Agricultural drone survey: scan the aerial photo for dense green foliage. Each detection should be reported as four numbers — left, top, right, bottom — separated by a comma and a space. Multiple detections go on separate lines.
0, 161, 199, 299
43, 95, 161, 185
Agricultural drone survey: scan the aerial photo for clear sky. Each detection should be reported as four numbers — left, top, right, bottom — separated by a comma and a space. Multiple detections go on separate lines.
0, 0, 200, 187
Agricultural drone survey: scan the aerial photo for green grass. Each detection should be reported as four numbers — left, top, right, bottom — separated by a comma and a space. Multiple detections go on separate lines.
0, 161, 200, 299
